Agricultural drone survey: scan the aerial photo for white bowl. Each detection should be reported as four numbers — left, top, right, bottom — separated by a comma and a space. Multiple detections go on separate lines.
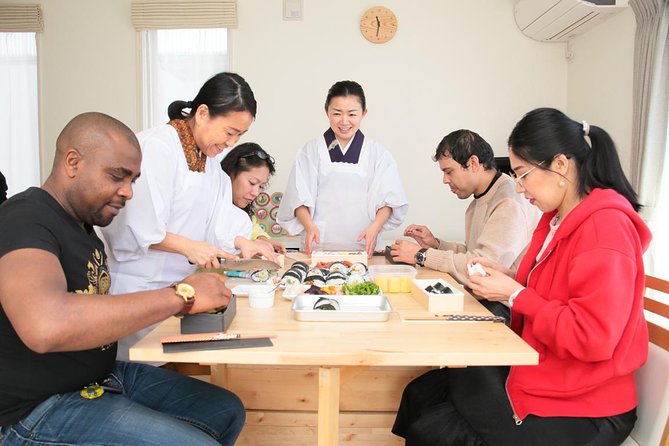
248, 286, 276, 309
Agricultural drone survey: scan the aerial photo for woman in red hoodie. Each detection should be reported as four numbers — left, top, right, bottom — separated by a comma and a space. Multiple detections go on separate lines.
392, 108, 652, 446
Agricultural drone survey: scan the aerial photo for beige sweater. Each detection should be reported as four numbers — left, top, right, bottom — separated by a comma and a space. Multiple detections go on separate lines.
423, 174, 540, 285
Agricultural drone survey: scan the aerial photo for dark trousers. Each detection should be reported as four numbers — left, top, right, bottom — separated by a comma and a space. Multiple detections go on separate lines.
392, 367, 636, 446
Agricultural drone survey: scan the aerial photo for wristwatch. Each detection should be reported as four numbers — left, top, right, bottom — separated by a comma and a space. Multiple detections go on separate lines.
172, 283, 195, 316
414, 248, 428, 267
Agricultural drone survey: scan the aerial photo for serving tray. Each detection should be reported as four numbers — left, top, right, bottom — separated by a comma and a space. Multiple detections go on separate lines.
291, 294, 392, 322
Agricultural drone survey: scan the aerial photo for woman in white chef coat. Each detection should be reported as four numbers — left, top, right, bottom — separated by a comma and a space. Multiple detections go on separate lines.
100, 72, 273, 361
277, 80, 408, 256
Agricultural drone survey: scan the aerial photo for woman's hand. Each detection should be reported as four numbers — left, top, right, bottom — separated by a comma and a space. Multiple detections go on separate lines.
404, 225, 438, 249
358, 224, 381, 258
183, 240, 234, 268
390, 240, 421, 265
235, 237, 279, 262
468, 267, 523, 302
262, 237, 287, 254
303, 224, 320, 257
468, 257, 515, 278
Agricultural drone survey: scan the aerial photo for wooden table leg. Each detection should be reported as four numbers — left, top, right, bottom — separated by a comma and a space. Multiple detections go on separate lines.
210, 364, 229, 388
317, 366, 340, 446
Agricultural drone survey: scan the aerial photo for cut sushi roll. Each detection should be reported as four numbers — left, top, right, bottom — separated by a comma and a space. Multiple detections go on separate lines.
280, 275, 301, 287
280, 269, 303, 287
291, 261, 310, 274
328, 261, 348, 274
348, 262, 368, 275
325, 271, 347, 286
304, 274, 326, 287
346, 273, 367, 285
313, 296, 340, 311
250, 269, 271, 282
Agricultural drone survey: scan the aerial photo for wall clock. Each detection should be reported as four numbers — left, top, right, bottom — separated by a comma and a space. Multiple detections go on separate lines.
359, 6, 397, 44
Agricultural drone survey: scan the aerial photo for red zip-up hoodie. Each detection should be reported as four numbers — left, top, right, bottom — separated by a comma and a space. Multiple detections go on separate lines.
508, 188, 652, 420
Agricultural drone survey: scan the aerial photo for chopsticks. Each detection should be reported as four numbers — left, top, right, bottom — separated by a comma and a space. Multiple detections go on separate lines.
403, 314, 506, 323
161, 332, 277, 344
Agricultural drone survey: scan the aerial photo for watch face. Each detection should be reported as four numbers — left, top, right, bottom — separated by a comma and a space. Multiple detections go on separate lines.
176, 283, 195, 298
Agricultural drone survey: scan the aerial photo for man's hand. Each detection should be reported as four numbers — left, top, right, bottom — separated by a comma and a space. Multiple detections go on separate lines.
181, 272, 231, 313
403, 224, 438, 249
390, 240, 421, 265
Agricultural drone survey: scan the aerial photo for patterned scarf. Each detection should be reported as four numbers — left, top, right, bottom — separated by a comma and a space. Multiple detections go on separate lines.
169, 119, 206, 172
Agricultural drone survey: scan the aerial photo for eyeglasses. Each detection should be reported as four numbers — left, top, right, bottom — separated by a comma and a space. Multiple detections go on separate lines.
241, 150, 275, 165
510, 161, 544, 184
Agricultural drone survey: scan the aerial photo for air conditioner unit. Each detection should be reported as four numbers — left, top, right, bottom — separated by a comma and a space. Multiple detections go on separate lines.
514, 0, 629, 42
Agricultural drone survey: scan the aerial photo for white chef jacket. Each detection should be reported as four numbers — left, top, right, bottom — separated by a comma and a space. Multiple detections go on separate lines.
99, 124, 251, 361
277, 134, 408, 252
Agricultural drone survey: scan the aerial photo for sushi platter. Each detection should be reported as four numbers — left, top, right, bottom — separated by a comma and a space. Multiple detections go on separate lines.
291, 294, 392, 322
279, 260, 370, 289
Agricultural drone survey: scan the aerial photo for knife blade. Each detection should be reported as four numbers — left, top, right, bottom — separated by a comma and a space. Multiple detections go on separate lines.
218, 258, 281, 271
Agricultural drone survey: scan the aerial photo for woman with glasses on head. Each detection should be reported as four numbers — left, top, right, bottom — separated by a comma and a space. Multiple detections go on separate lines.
100, 72, 275, 362
221, 142, 286, 254
277, 80, 409, 257
393, 107, 651, 446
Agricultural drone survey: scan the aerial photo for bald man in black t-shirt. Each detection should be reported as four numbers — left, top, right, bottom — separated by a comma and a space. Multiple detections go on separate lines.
0, 113, 244, 445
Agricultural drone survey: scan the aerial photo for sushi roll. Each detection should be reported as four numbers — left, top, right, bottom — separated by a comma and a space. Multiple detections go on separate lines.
348, 262, 368, 275
313, 296, 340, 311
250, 269, 270, 282
291, 261, 310, 274
346, 273, 366, 285
325, 271, 347, 286
280, 268, 303, 287
304, 276, 325, 287
329, 261, 348, 274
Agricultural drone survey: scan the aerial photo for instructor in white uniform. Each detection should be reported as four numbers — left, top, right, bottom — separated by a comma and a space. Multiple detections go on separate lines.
278, 80, 408, 256
100, 72, 271, 361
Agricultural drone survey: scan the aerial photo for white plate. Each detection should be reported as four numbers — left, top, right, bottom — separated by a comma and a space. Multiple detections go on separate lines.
230, 284, 276, 297
281, 283, 310, 300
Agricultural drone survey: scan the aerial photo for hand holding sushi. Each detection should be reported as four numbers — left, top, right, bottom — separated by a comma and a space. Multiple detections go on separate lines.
403, 224, 439, 249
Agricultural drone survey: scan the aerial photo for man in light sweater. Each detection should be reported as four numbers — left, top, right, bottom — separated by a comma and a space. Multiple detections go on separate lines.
390, 130, 540, 313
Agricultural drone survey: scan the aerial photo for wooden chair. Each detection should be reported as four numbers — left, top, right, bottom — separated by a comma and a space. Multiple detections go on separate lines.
622, 275, 669, 446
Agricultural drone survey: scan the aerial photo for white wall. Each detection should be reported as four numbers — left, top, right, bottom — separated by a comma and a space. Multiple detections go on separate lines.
567, 8, 636, 176
233, 0, 567, 243
8, 0, 635, 244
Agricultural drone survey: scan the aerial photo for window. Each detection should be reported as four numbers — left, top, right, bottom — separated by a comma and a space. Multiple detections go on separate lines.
141, 28, 228, 130
0, 32, 40, 197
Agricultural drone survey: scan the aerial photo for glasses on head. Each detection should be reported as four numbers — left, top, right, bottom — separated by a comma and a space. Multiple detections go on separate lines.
241, 150, 275, 165
511, 160, 545, 184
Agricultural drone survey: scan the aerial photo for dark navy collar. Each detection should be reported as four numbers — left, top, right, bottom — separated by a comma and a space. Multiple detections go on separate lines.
324, 128, 364, 164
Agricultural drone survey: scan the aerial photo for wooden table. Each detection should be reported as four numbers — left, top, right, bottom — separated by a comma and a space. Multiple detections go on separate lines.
130, 260, 537, 445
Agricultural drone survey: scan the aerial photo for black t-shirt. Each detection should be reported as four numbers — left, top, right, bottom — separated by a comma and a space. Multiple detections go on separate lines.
0, 187, 116, 427
0, 171, 7, 205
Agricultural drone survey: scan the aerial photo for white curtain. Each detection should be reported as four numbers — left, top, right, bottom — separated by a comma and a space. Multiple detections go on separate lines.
0, 32, 39, 198
630, 0, 669, 279
141, 28, 228, 130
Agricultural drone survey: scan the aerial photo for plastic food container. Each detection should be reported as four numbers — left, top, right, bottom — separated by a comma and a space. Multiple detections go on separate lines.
247, 285, 277, 309
368, 265, 417, 293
